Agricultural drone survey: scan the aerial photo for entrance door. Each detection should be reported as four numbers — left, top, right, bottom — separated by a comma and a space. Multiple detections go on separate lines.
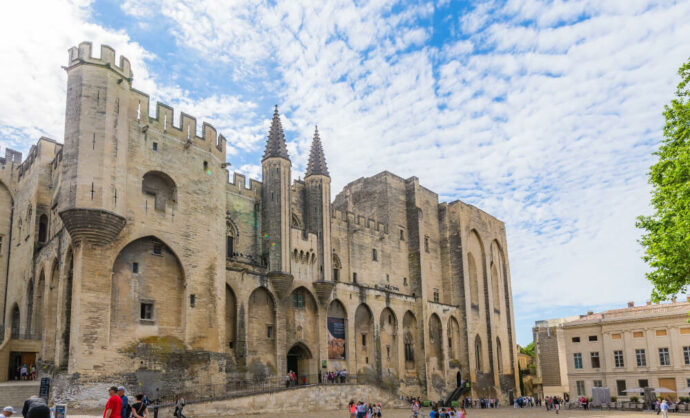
287, 343, 313, 385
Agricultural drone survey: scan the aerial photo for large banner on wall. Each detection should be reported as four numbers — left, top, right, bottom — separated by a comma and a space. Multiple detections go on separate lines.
328, 317, 346, 360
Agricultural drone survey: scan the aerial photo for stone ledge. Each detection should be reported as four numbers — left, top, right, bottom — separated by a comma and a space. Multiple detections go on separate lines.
267, 271, 294, 299
59, 208, 126, 245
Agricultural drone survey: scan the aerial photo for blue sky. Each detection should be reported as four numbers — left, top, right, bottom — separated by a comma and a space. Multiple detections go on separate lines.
1, 0, 690, 346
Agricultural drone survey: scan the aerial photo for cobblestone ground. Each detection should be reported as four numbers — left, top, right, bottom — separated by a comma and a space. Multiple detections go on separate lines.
280, 408, 686, 418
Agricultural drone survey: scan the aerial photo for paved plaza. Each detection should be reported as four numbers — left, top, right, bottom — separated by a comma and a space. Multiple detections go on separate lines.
280, 408, 687, 418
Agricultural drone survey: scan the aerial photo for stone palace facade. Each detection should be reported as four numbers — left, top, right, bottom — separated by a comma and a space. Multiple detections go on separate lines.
0, 42, 519, 403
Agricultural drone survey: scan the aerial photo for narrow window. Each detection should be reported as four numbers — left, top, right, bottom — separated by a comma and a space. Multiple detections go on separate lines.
636, 349, 646, 367
190, 294, 196, 307
572, 336, 580, 343
140, 303, 153, 320
267, 325, 273, 339
292, 290, 305, 308
386, 274, 389, 282
333, 268, 339, 282
362, 334, 367, 347
152, 142, 158, 151
405, 343, 414, 362
424, 236, 429, 252
400, 229, 404, 241
152, 243, 162, 255
588, 335, 598, 341
132, 262, 139, 273
353, 272, 357, 283
573, 353, 582, 369
386, 345, 391, 360
388, 314, 392, 325
659, 347, 670, 366
683, 346, 690, 365
372, 249, 377, 261
433, 289, 439, 303
403, 277, 407, 286
226, 236, 234, 259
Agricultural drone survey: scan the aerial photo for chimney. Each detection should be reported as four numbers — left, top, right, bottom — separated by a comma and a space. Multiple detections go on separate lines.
587, 310, 594, 315
627, 301, 634, 308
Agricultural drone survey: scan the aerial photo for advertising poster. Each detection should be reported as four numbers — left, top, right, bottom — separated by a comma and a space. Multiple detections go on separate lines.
327, 317, 346, 360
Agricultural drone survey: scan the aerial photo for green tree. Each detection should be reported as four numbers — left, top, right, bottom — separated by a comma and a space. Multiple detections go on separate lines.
637, 58, 690, 301
519, 342, 534, 357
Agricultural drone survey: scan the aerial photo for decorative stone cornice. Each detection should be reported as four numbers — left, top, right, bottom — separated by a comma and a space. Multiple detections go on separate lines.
59, 208, 126, 246
267, 271, 293, 299
313, 281, 335, 305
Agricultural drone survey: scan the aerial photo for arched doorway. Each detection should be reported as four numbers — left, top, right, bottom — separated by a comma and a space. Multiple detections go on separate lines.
429, 313, 443, 371
247, 287, 276, 372
286, 342, 313, 384
403, 311, 418, 372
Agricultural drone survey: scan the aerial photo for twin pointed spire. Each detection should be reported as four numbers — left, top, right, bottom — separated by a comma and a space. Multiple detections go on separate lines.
262, 106, 329, 177
262, 105, 290, 161
306, 125, 329, 178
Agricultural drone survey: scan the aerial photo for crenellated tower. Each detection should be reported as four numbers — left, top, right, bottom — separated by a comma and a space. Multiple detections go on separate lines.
58, 42, 130, 245
305, 127, 333, 302
261, 106, 293, 296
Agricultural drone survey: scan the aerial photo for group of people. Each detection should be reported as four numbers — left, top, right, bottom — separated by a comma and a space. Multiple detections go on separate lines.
14, 364, 36, 381
348, 400, 383, 418
103, 386, 154, 418
406, 399, 467, 418
513, 396, 537, 408
323, 369, 347, 384
544, 396, 564, 413
284, 370, 307, 387
460, 397, 498, 408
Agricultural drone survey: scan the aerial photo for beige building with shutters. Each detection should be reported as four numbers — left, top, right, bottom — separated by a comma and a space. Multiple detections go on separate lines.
560, 300, 690, 401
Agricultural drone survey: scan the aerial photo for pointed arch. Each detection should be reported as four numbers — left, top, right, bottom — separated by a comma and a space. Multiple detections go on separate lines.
355, 303, 374, 372
448, 316, 461, 361
34, 269, 46, 335
429, 313, 443, 370
10, 303, 20, 339
403, 311, 418, 371
248, 286, 277, 371
496, 337, 503, 374
225, 284, 237, 352
26, 277, 34, 334
332, 253, 342, 282
475, 334, 483, 372
379, 307, 398, 374
291, 213, 302, 229
327, 299, 347, 361
142, 170, 177, 211
111, 237, 185, 349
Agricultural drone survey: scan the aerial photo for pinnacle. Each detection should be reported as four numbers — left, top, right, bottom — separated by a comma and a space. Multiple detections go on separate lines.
306, 125, 330, 177
262, 105, 290, 161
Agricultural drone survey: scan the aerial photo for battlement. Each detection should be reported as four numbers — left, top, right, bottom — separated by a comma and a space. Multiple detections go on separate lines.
0, 148, 22, 166
132, 95, 227, 157
227, 172, 262, 195
67, 42, 132, 80
331, 208, 388, 234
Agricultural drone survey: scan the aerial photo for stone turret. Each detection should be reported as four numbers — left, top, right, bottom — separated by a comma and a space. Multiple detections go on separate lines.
305, 127, 333, 303
261, 106, 293, 297
58, 42, 129, 245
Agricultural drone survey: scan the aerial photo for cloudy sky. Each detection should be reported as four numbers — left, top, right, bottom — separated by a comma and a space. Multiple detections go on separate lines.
2, 0, 689, 345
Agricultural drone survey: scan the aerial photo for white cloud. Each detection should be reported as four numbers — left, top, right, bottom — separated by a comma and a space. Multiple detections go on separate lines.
3, 0, 690, 344
0, 0, 258, 158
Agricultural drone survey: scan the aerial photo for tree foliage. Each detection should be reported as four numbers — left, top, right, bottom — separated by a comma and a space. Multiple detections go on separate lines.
637, 58, 690, 301
519, 342, 534, 358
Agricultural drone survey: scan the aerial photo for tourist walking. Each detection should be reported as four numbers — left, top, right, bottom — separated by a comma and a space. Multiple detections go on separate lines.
660, 400, 669, 418
348, 400, 356, 418
118, 387, 130, 418
173, 395, 185, 418
103, 387, 123, 418
131, 394, 148, 418
20, 365, 28, 380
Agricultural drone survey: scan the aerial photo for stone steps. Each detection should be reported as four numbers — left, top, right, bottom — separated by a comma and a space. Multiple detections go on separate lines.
0, 382, 40, 410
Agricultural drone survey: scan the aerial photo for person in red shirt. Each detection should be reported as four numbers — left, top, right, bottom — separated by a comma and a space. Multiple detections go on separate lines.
104, 386, 123, 418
